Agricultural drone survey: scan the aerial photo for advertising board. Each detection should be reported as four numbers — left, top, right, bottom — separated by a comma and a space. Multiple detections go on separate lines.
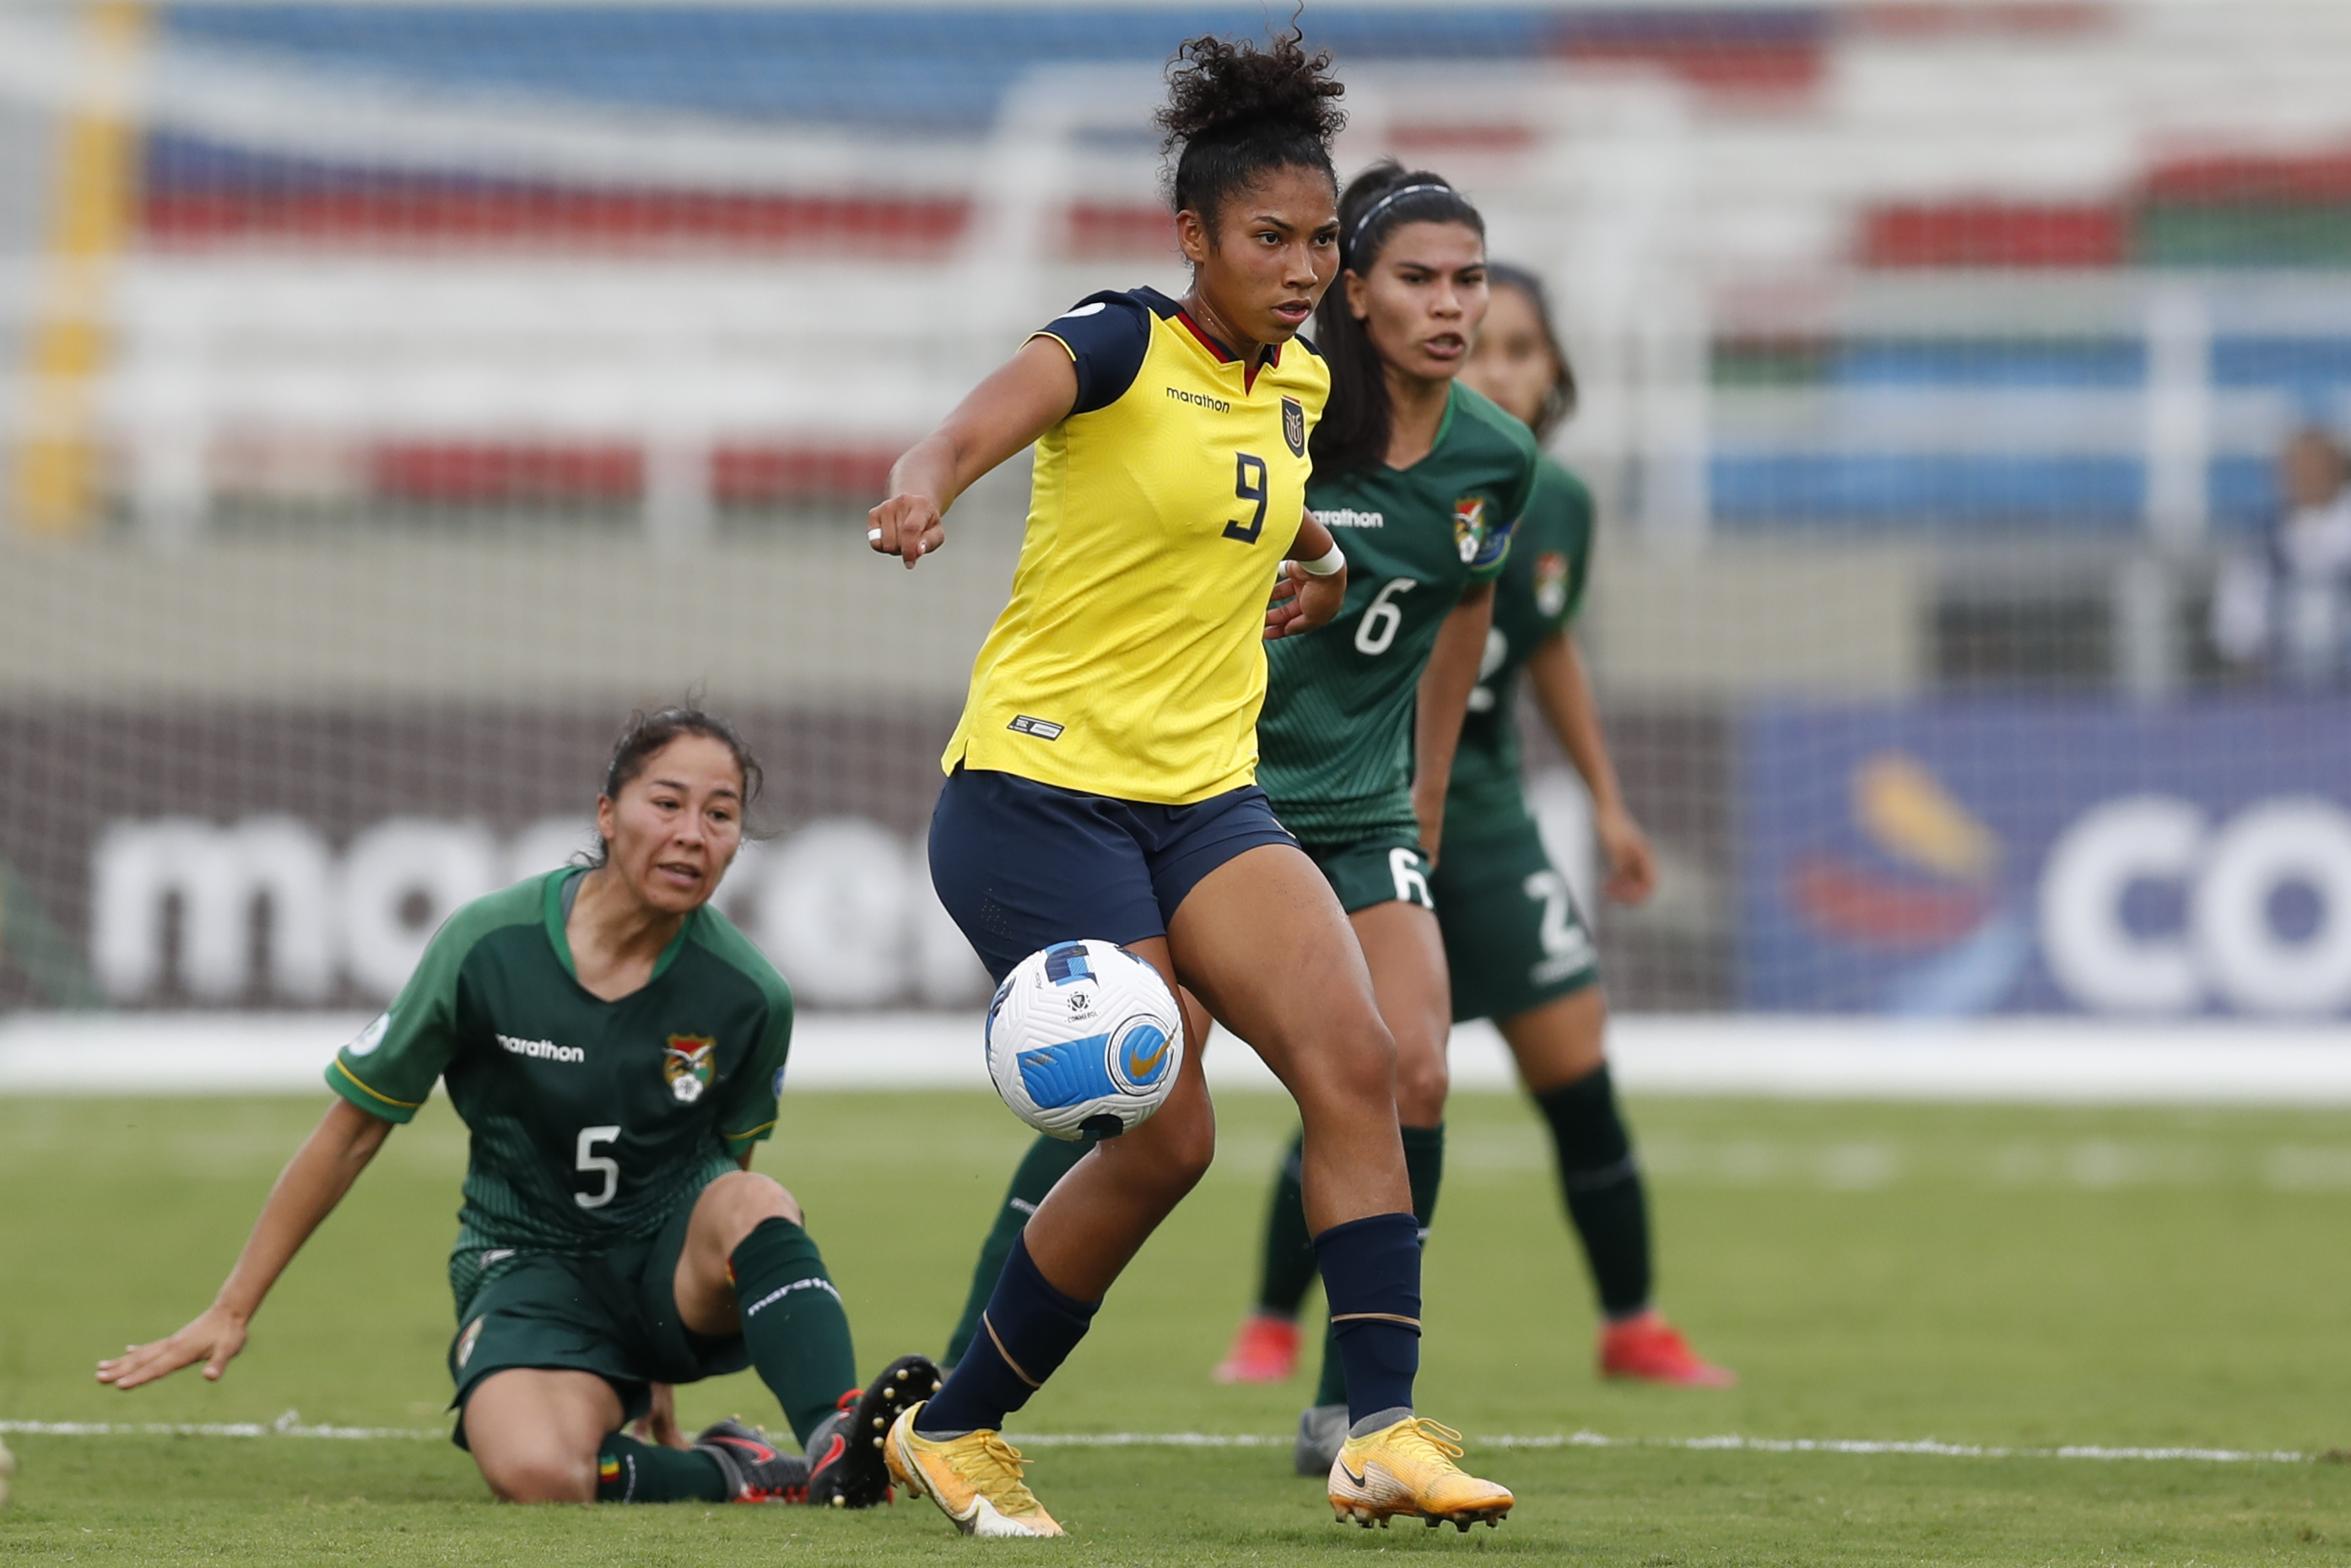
1741, 699, 2351, 1016
0, 704, 986, 1012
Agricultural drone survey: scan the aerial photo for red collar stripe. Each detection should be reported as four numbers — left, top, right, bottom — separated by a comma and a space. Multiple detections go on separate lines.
1173, 307, 1282, 387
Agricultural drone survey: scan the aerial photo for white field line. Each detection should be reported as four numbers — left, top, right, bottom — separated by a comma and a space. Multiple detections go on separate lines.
1, 1414, 438, 1441
0, 1414, 2316, 1465
17, 1013, 2351, 1105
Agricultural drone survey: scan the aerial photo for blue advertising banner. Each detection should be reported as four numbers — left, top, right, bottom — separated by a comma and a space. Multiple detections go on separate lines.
1740, 700, 2351, 1017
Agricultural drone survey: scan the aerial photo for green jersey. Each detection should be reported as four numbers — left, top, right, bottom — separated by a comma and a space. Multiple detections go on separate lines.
1442, 456, 1596, 842
1257, 383, 1540, 841
327, 868, 794, 1310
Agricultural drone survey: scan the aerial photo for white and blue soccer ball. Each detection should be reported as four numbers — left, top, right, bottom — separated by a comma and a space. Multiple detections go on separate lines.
984, 938, 1184, 1142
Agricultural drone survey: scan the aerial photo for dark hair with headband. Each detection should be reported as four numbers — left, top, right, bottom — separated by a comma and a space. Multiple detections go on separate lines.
583, 702, 765, 868
1311, 161, 1487, 478
1484, 262, 1579, 442
1158, 24, 1345, 233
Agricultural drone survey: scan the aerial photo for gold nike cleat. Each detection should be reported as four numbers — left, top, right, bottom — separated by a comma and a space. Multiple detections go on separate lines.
883, 1402, 1065, 1538
1327, 1417, 1513, 1532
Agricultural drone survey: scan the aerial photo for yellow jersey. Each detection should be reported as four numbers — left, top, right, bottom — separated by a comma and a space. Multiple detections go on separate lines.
942, 287, 1330, 804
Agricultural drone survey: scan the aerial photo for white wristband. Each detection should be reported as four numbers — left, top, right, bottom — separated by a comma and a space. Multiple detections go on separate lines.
1296, 543, 1346, 578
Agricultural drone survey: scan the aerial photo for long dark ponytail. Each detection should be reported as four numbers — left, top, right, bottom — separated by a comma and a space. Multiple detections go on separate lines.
1310, 161, 1487, 478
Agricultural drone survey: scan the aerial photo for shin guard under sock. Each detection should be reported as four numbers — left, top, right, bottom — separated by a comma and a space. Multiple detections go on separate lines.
1311, 1211, 1421, 1426
595, 1432, 729, 1503
943, 1134, 1089, 1366
728, 1216, 858, 1445
1536, 1065, 1654, 1317
1313, 1123, 1444, 1408
1253, 1129, 1320, 1319
916, 1233, 1099, 1437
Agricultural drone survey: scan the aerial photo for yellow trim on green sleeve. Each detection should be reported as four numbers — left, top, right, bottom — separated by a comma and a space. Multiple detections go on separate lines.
327, 1057, 424, 1113
722, 1117, 777, 1147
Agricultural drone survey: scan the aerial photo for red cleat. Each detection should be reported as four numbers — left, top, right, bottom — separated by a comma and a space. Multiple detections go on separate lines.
1212, 1312, 1301, 1385
1598, 1312, 1736, 1387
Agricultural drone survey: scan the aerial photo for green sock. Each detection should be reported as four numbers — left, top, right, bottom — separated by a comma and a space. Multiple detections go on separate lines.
1314, 1122, 1444, 1408
595, 1432, 728, 1503
1537, 1065, 1655, 1318
943, 1134, 1089, 1366
1252, 1128, 1319, 1318
729, 1216, 857, 1445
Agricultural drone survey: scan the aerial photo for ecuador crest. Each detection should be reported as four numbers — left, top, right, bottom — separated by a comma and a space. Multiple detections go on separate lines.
1281, 396, 1306, 457
663, 1035, 716, 1104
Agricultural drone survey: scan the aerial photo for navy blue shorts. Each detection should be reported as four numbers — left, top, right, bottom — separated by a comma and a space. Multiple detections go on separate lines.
929, 766, 1295, 981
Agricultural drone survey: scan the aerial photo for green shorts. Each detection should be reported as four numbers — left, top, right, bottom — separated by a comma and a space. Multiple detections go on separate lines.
1431, 817, 1601, 1025
1301, 831, 1435, 915
446, 1186, 749, 1446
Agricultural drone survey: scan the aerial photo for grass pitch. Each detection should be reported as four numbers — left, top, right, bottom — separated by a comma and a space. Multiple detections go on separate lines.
5, 1087, 2351, 1564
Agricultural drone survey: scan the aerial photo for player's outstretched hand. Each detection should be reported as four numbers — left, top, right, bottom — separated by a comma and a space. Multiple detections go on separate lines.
867, 492, 944, 569
1265, 560, 1347, 640
96, 1305, 249, 1391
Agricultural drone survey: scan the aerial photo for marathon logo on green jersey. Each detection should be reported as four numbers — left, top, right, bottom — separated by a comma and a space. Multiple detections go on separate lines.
499, 1032, 583, 1063
1317, 508, 1384, 529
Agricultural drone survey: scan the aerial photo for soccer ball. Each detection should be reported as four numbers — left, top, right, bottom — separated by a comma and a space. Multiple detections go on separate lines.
984, 939, 1184, 1142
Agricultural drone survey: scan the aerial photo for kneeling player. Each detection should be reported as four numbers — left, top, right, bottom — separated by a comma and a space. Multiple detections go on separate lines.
97, 707, 938, 1506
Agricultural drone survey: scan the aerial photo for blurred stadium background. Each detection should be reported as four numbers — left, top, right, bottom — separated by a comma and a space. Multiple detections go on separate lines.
4, 0, 2351, 1097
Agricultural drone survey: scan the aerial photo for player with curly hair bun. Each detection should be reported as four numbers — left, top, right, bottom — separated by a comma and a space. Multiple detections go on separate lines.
870, 24, 1514, 1538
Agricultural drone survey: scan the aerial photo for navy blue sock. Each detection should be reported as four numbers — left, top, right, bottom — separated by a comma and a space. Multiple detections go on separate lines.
915, 1233, 1099, 1436
1312, 1212, 1421, 1427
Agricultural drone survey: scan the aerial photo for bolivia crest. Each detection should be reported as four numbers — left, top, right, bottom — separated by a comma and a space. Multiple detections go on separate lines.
663, 1035, 716, 1104
1281, 396, 1305, 457
1451, 496, 1487, 563
1535, 550, 1571, 618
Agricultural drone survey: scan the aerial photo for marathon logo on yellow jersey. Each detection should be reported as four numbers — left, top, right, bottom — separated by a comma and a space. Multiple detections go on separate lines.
1008, 714, 1065, 741
1164, 386, 1231, 414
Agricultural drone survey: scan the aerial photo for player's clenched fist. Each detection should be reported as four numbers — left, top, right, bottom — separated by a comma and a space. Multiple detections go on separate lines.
867, 492, 944, 569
